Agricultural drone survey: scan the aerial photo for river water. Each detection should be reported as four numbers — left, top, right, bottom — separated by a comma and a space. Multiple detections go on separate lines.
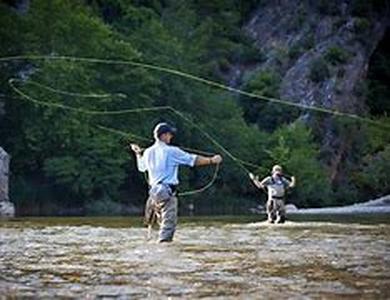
0, 215, 389, 299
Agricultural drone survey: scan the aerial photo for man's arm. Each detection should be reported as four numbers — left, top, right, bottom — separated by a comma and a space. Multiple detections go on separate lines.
249, 173, 268, 190
288, 176, 296, 188
130, 144, 147, 172
281, 175, 296, 189
170, 146, 222, 167
194, 154, 222, 166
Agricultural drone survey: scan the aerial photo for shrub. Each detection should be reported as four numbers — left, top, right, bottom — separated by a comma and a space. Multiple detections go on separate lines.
353, 18, 371, 34
309, 57, 330, 82
239, 43, 266, 64
325, 46, 350, 65
288, 34, 315, 60
245, 70, 281, 98
288, 44, 303, 60
241, 70, 281, 125
302, 33, 315, 50
354, 145, 390, 196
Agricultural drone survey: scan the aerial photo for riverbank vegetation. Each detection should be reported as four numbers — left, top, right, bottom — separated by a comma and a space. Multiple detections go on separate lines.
0, 0, 388, 215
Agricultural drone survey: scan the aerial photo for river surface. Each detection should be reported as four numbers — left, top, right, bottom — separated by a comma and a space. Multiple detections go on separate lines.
0, 215, 389, 299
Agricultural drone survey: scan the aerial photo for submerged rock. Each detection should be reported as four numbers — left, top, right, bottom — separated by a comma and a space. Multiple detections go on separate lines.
285, 204, 298, 212
0, 147, 14, 217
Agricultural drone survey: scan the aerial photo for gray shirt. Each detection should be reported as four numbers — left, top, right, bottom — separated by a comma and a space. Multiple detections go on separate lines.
261, 175, 291, 200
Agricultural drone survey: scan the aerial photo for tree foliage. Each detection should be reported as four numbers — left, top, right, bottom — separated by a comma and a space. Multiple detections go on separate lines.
266, 122, 332, 207
0, 0, 387, 215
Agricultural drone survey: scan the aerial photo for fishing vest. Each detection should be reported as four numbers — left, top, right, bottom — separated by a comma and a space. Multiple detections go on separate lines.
267, 177, 288, 199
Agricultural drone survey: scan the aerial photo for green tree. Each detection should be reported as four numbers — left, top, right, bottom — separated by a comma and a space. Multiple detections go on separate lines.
0, 0, 158, 213
355, 145, 390, 197
240, 70, 300, 131
267, 122, 332, 207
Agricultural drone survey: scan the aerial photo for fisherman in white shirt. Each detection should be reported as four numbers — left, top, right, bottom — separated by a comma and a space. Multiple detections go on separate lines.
131, 122, 222, 242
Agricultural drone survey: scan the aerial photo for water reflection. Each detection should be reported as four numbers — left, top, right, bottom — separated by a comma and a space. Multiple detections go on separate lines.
0, 217, 389, 298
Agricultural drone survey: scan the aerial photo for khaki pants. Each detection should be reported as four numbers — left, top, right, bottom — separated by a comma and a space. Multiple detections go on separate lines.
145, 195, 178, 242
266, 198, 286, 223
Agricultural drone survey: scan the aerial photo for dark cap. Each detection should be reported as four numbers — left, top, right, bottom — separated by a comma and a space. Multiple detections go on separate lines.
153, 122, 177, 138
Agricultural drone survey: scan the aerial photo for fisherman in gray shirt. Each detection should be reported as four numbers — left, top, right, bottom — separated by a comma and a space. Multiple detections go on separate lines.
131, 122, 222, 242
249, 165, 295, 223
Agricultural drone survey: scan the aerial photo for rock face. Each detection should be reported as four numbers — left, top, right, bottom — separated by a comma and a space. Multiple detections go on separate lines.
243, 1, 388, 111
0, 147, 14, 217
230, 0, 388, 183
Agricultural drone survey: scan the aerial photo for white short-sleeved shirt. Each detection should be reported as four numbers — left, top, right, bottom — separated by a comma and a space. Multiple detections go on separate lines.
137, 140, 197, 186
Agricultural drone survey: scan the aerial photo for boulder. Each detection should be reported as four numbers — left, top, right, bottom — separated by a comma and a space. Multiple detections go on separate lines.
285, 204, 298, 212
0, 147, 14, 217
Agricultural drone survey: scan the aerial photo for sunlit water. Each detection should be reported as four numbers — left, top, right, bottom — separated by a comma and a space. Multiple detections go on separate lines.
0, 215, 389, 299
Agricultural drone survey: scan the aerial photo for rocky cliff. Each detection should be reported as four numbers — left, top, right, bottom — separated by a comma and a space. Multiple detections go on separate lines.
231, 0, 389, 183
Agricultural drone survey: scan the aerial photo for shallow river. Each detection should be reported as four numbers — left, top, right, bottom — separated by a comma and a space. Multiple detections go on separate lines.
0, 215, 389, 299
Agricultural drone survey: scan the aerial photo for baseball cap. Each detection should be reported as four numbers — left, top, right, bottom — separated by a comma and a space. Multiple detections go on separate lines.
153, 122, 177, 139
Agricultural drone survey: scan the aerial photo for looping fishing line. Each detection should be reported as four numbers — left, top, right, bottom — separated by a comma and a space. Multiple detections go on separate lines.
9, 79, 241, 196
3, 54, 387, 195
9, 78, 171, 115
1, 55, 389, 130
9, 78, 261, 173
21, 79, 126, 99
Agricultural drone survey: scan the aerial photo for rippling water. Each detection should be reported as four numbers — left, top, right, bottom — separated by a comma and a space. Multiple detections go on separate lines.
0, 216, 389, 299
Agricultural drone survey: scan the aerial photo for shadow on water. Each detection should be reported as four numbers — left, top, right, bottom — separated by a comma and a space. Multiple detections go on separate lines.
0, 214, 389, 298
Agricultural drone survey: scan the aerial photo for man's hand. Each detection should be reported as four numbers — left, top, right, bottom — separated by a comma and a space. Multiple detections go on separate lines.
249, 172, 255, 180
211, 154, 222, 164
290, 176, 296, 188
130, 144, 142, 155
195, 154, 222, 166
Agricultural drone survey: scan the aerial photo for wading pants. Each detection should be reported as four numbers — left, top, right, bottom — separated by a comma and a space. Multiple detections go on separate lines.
266, 198, 286, 223
145, 195, 178, 242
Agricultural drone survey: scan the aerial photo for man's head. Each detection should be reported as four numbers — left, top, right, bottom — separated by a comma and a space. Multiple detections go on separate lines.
153, 122, 177, 144
271, 164, 283, 176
